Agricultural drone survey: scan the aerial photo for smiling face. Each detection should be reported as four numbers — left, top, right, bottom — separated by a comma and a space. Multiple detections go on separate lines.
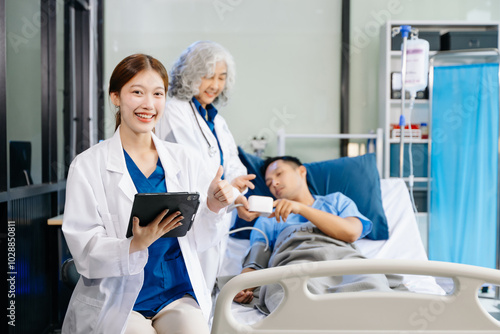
194, 61, 227, 108
110, 69, 166, 135
265, 160, 308, 200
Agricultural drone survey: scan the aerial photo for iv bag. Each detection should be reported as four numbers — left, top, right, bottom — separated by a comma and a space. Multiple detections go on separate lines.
403, 38, 430, 94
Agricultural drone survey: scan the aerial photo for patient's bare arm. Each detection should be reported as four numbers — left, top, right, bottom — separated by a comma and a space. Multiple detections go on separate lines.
271, 198, 363, 243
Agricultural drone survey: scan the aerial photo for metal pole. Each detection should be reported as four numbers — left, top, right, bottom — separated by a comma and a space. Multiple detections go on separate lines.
399, 25, 411, 178
340, 0, 350, 157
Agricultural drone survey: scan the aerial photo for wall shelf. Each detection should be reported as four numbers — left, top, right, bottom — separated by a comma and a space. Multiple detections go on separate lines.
379, 21, 499, 215
389, 138, 429, 144
379, 21, 500, 181
390, 99, 429, 105
391, 50, 438, 57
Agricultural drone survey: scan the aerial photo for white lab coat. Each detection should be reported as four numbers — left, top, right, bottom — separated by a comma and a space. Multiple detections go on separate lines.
156, 97, 247, 291
61, 129, 225, 334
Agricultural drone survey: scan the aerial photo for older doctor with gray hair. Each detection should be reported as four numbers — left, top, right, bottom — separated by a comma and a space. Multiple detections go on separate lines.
156, 40, 258, 292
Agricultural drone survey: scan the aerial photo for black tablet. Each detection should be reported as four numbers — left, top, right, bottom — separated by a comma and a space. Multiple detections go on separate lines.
126, 192, 200, 238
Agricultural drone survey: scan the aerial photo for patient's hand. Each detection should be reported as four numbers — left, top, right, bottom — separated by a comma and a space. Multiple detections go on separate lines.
269, 199, 303, 222
234, 288, 255, 304
235, 196, 261, 222
233, 268, 257, 304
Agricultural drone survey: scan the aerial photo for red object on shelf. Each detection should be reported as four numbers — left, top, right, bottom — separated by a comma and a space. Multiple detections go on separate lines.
390, 124, 420, 130
390, 123, 422, 139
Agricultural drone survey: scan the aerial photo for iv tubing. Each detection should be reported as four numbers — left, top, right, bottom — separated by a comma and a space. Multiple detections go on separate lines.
407, 92, 419, 213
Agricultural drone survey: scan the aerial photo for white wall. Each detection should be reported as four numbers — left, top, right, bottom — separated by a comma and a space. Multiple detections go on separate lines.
6, 0, 42, 184
104, 0, 342, 162
104, 0, 500, 162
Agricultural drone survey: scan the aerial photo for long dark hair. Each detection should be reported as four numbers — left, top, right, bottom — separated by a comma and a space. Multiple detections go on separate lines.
109, 54, 169, 130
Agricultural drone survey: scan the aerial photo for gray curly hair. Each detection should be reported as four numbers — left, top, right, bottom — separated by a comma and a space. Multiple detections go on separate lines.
168, 41, 236, 106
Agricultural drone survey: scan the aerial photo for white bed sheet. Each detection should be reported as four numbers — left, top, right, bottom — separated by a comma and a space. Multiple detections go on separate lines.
217, 178, 444, 324
355, 178, 428, 261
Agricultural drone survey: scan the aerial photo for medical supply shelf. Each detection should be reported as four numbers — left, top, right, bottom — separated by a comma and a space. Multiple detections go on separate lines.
389, 99, 428, 105
379, 21, 500, 214
388, 138, 428, 144
390, 50, 438, 57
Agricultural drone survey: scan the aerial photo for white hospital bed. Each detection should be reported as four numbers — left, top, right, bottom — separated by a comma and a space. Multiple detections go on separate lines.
211, 132, 500, 333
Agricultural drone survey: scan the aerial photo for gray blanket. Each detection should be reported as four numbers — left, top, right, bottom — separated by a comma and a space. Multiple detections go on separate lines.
240, 223, 406, 315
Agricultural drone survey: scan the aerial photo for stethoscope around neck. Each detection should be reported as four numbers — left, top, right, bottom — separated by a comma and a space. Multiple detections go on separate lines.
189, 101, 218, 157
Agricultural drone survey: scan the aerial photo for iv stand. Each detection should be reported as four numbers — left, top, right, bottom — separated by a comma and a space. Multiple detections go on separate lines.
393, 25, 412, 178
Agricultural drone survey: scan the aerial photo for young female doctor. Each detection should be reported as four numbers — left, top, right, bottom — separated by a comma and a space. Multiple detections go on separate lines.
156, 41, 260, 291
61, 54, 233, 334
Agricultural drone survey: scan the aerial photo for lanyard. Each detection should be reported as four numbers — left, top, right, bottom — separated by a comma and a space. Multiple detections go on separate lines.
189, 101, 217, 157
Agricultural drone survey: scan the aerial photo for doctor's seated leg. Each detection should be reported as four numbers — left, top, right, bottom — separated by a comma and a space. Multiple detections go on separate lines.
125, 296, 209, 334
124, 311, 156, 334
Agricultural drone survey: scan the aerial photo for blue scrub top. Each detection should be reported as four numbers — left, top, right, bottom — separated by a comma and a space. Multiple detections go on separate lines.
192, 97, 224, 173
250, 193, 373, 250
123, 149, 195, 317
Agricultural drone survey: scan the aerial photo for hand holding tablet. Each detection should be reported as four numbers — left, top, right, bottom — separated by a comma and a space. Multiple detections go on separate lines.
126, 192, 200, 238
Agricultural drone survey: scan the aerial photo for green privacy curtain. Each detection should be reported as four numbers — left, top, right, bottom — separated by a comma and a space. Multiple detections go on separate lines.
429, 63, 499, 269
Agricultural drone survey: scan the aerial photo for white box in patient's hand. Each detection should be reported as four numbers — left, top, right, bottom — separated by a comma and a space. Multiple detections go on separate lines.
248, 195, 274, 217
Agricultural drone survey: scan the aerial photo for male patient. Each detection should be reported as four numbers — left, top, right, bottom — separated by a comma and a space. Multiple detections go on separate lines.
233, 156, 395, 313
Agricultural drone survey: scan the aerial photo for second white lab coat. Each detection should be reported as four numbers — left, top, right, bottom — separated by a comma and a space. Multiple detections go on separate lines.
156, 97, 248, 291
61, 129, 225, 334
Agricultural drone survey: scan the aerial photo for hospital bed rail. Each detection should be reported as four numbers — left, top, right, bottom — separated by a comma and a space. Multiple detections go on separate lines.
276, 128, 384, 177
211, 258, 500, 333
